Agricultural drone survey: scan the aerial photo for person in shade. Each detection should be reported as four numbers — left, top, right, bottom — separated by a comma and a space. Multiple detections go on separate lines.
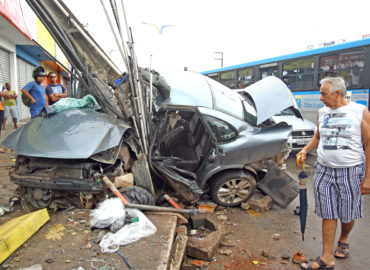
21, 66, 46, 119
297, 77, 370, 270
2, 82, 18, 129
45, 72, 67, 105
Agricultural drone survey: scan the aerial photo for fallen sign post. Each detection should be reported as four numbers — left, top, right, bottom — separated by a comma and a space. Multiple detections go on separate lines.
103, 176, 203, 215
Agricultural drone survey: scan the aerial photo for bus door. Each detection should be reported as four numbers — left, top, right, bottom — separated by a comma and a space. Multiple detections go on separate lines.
259, 63, 279, 79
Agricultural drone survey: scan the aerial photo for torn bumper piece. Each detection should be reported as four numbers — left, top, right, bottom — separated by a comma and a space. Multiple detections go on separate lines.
257, 160, 299, 208
9, 170, 104, 192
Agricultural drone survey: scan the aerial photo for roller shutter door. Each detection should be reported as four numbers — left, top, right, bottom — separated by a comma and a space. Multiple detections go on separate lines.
0, 48, 11, 87
17, 58, 35, 120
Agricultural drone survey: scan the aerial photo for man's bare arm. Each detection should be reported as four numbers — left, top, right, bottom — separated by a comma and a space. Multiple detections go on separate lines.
361, 108, 370, 194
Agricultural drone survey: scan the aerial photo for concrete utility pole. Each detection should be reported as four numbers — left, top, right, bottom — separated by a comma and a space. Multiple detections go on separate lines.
214, 51, 223, 67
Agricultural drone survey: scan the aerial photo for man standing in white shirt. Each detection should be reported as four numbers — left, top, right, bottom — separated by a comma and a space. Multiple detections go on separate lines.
298, 77, 370, 270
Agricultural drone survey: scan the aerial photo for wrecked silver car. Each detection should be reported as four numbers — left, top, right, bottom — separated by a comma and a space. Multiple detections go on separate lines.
3, 0, 300, 209
4, 73, 299, 208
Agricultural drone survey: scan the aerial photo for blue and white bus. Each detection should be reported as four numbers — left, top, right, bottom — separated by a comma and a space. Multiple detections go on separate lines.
201, 38, 370, 123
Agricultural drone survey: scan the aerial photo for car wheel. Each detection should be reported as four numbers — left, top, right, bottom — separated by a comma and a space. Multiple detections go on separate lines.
210, 170, 256, 207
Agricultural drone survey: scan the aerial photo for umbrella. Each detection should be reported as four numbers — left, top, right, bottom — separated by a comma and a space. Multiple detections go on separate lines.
296, 157, 308, 241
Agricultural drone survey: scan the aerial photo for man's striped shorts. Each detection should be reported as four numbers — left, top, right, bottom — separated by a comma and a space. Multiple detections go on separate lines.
313, 162, 365, 223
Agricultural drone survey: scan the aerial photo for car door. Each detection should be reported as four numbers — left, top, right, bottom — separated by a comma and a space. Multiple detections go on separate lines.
149, 107, 217, 202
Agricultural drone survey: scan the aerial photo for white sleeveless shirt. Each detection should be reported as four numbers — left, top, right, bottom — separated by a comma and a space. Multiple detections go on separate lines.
317, 102, 366, 168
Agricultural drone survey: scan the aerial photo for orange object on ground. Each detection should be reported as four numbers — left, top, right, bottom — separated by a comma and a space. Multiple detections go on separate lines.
102, 176, 129, 206
164, 194, 182, 209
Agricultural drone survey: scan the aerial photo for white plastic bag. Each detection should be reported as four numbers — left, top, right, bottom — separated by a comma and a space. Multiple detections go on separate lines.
100, 208, 157, 253
89, 198, 126, 232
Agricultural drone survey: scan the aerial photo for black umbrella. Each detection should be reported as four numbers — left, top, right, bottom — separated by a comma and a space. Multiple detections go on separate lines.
297, 158, 308, 241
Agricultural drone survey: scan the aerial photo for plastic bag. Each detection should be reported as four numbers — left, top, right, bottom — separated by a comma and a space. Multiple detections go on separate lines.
89, 198, 125, 232
100, 208, 157, 253
45, 94, 101, 115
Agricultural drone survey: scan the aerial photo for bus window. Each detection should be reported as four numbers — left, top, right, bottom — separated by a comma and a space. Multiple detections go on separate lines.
237, 68, 253, 87
220, 70, 237, 89
207, 73, 219, 81
319, 50, 364, 88
260, 67, 278, 79
282, 58, 314, 90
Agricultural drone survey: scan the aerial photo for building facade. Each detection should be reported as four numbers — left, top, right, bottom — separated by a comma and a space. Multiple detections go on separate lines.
0, 0, 69, 121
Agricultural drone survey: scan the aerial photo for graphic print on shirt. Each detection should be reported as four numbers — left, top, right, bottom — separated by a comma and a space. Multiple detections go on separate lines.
321, 112, 352, 150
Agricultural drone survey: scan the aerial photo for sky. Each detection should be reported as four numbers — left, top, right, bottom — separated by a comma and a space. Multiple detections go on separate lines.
64, 0, 370, 73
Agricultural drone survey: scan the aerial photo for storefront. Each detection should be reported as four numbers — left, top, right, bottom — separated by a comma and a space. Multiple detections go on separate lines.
0, 0, 69, 121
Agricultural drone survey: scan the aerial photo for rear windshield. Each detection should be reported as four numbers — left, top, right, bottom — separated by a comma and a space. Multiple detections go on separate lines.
205, 77, 256, 124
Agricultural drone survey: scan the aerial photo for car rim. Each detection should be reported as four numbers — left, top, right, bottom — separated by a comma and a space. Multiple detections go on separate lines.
217, 178, 252, 204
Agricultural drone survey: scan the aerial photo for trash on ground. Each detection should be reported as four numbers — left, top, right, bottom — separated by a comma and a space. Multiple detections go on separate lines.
89, 198, 126, 232
0, 209, 49, 263
100, 208, 157, 253
292, 250, 308, 264
0, 198, 18, 216
45, 223, 65, 240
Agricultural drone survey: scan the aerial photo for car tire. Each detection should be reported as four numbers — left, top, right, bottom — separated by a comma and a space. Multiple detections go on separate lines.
210, 170, 256, 207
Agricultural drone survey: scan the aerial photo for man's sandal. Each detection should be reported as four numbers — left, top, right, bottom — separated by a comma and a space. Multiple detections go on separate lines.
301, 257, 335, 270
334, 241, 349, 259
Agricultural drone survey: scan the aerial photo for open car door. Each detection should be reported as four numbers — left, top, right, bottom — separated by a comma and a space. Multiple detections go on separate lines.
149, 108, 218, 202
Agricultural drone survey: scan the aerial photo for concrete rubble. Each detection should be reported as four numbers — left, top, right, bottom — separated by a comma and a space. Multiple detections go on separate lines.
242, 195, 274, 212
185, 212, 226, 261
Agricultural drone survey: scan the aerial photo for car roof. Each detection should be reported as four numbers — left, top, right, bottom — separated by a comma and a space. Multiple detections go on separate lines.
162, 71, 213, 108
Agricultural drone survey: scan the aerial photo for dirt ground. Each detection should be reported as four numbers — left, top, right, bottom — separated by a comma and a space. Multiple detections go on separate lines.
1, 125, 370, 270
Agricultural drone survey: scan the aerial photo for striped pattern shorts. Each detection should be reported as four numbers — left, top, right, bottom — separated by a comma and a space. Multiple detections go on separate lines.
313, 162, 365, 223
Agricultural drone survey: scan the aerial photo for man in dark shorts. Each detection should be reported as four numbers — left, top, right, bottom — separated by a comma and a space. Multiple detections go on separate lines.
45, 72, 67, 105
297, 77, 370, 269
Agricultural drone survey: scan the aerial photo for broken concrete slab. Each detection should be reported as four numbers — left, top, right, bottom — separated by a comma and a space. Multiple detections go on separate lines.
191, 212, 225, 232
247, 195, 274, 212
169, 225, 188, 270
186, 230, 225, 260
148, 211, 188, 225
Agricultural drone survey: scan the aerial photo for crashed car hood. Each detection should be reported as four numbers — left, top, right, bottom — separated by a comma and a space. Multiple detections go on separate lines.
2, 108, 130, 159
239, 76, 303, 125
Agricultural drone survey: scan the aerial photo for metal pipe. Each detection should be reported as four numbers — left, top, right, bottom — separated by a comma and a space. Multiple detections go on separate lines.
149, 55, 153, 113
127, 204, 202, 215
100, 0, 129, 73
53, 0, 122, 75
103, 175, 202, 215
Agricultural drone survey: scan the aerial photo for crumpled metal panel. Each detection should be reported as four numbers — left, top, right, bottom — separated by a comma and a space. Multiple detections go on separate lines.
2, 109, 130, 159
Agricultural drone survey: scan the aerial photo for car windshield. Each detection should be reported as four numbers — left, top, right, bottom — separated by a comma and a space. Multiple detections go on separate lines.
275, 107, 295, 116
205, 77, 256, 124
